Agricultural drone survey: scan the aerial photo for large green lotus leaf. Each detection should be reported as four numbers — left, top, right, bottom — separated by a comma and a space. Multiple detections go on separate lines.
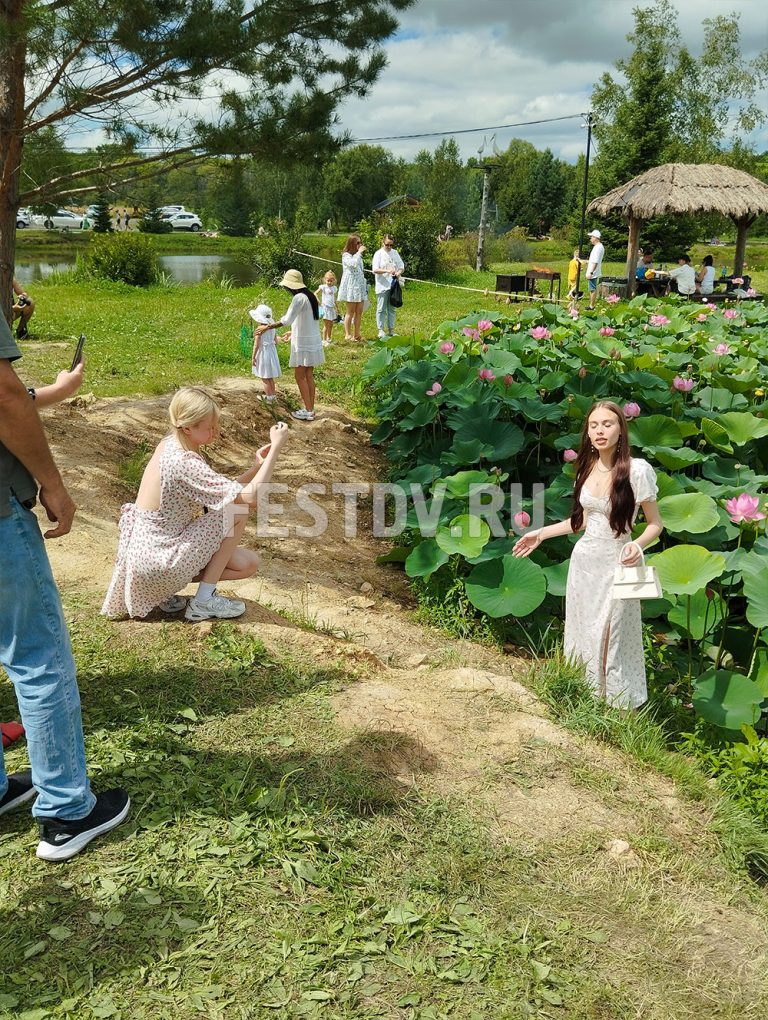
617, 371, 671, 393
465, 555, 547, 618
457, 419, 526, 459
700, 418, 733, 454
696, 387, 748, 412
715, 411, 768, 446
443, 470, 496, 498
744, 566, 768, 629
441, 438, 487, 467
750, 648, 768, 699
376, 545, 411, 565
485, 349, 522, 375
440, 361, 474, 388
649, 545, 726, 596
538, 371, 569, 391
629, 415, 683, 450
508, 397, 565, 423
466, 537, 516, 565
702, 457, 768, 487
692, 670, 763, 730
405, 539, 449, 579
712, 370, 760, 394
362, 346, 393, 380
585, 337, 632, 360
656, 493, 720, 534
398, 361, 444, 401
542, 559, 570, 597
446, 403, 500, 431
399, 402, 439, 430
656, 472, 686, 499
667, 589, 724, 639
436, 514, 491, 558
650, 446, 707, 470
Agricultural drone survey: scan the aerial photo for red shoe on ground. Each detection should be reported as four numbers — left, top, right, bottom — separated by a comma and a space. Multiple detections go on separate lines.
1, 723, 25, 749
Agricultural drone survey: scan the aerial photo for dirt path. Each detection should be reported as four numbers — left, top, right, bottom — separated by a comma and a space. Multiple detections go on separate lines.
39, 379, 768, 1015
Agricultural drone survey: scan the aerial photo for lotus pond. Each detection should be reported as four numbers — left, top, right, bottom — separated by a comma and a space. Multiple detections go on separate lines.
364, 294, 768, 760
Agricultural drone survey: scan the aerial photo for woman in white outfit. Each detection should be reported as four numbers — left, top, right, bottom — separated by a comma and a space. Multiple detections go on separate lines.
337, 234, 368, 342
513, 401, 663, 709
254, 269, 324, 421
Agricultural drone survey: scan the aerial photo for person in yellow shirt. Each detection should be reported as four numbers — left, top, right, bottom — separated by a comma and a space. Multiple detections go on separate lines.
567, 249, 581, 299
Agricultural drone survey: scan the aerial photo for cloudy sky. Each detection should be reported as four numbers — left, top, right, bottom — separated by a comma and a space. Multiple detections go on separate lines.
333, 0, 768, 163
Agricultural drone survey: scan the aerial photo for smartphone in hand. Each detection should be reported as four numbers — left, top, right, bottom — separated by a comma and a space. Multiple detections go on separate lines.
70, 333, 86, 372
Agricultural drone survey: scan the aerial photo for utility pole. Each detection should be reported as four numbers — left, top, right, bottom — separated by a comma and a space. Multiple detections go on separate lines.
475, 162, 500, 272
575, 112, 595, 296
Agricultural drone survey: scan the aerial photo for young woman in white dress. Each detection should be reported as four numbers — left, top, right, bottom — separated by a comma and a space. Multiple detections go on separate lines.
337, 234, 367, 342
514, 401, 663, 708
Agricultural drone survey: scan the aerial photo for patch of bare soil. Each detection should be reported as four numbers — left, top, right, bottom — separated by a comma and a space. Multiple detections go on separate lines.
40, 379, 768, 1010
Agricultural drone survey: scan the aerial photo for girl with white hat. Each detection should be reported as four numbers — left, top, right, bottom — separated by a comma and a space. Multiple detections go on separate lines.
249, 303, 281, 402
254, 269, 324, 421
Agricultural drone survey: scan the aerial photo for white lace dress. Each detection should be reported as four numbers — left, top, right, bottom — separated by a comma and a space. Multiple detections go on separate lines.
338, 252, 367, 303
101, 435, 243, 619
563, 458, 658, 709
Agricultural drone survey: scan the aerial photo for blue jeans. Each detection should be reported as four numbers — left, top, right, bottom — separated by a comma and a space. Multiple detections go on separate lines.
0, 497, 94, 819
376, 291, 396, 334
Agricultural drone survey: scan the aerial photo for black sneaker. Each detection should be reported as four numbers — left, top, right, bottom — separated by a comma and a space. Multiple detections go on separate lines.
16, 323, 28, 340
0, 770, 36, 817
36, 789, 130, 861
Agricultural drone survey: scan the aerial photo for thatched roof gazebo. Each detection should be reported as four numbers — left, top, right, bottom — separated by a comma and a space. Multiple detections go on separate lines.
587, 163, 768, 297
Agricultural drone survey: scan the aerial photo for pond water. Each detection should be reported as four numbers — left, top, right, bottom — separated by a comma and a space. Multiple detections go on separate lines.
13, 253, 262, 288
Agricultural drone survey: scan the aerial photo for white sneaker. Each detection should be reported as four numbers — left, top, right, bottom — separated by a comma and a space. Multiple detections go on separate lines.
158, 594, 186, 613
322, 339, 332, 347
291, 409, 315, 421
260, 394, 277, 402
377, 330, 387, 339
184, 592, 246, 621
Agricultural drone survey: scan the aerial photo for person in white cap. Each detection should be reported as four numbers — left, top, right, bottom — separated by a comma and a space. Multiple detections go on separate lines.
585, 229, 605, 309
249, 304, 281, 402
254, 269, 324, 421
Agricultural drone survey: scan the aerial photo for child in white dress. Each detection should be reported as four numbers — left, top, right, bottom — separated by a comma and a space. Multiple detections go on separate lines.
513, 401, 663, 709
250, 303, 281, 401
315, 271, 338, 347
101, 387, 289, 622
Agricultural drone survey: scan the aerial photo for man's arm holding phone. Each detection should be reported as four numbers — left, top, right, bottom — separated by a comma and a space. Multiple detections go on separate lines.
34, 361, 85, 408
0, 358, 75, 537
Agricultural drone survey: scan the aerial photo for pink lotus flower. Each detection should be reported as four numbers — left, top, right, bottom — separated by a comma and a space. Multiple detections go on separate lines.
569, 308, 579, 319
599, 326, 615, 337
725, 493, 766, 524
723, 309, 739, 319
673, 376, 694, 392
650, 314, 670, 327
623, 402, 641, 420
462, 326, 480, 340
439, 341, 455, 354
746, 288, 757, 297
477, 319, 493, 333
732, 277, 744, 286
513, 510, 531, 528
478, 368, 496, 382
703, 302, 717, 311
529, 326, 552, 341
606, 294, 620, 304
714, 343, 731, 355
425, 381, 442, 396
696, 313, 709, 322
503, 374, 514, 386
563, 449, 578, 463
578, 366, 587, 378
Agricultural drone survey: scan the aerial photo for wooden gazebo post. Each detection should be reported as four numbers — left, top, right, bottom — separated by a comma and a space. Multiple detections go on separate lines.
625, 214, 645, 299
732, 214, 756, 278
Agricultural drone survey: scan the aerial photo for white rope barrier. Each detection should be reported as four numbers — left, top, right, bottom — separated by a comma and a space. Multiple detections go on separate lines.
290, 248, 571, 304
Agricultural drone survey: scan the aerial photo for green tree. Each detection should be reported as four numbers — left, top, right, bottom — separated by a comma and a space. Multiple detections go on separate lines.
213, 159, 255, 237
322, 144, 396, 225
492, 139, 540, 230
526, 149, 569, 235
90, 193, 113, 234
415, 139, 470, 232
0, 0, 413, 320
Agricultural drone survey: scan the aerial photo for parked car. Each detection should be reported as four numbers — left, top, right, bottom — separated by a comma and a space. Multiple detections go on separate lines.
158, 204, 185, 216
164, 211, 202, 231
16, 208, 31, 228
43, 209, 84, 229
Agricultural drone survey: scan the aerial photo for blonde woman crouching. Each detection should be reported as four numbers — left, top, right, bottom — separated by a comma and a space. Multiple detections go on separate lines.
102, 387, 288, 622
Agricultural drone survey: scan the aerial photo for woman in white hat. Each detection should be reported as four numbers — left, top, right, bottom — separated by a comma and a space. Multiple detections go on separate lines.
249, 303, 281, 402
254, 269, 324, 421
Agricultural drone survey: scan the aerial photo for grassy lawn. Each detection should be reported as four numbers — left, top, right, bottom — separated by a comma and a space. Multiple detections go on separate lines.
2, 606, 766, 1019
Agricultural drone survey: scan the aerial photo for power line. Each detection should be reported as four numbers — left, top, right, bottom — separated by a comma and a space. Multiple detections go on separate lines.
351, 113, 584, 143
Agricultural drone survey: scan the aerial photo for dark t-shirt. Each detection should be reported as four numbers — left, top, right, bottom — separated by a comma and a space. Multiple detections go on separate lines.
0, 314, 37, 516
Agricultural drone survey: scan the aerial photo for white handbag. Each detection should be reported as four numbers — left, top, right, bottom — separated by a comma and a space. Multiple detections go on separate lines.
612, 547, 662, 601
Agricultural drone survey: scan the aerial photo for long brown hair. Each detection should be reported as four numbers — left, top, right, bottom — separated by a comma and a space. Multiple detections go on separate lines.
343, 234, 362, 254
570, 401, 635, 537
